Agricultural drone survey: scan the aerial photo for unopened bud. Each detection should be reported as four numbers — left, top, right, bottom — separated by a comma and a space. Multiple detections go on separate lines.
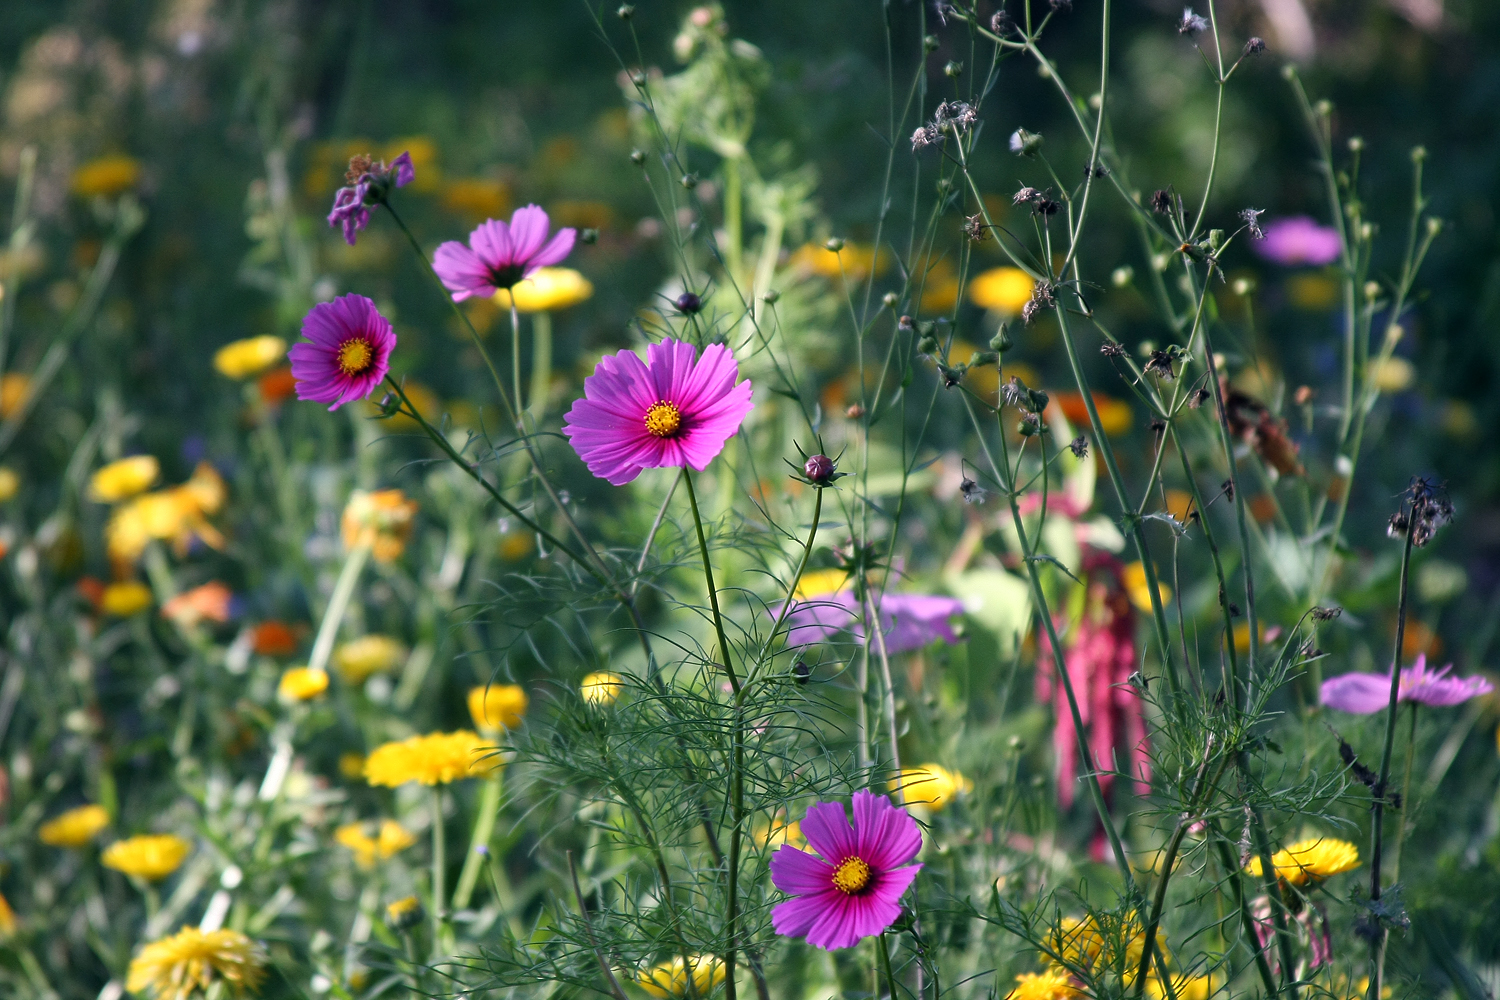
1314, 99, 1332, 117
617, 3, 634, 17
824, 237, 845, 252
1112, 266, 1134, 288
803, 454, 836, 485
1411, 145, 1428, 163
1425, 216, 1443, 238
1364, 281, 1381, 301
675, 292, 702, 314
989, 327, 1013, 352
762, 289, 780, 304
680, 173, 699, 189
943, 60, 963, 78
845, 403, 865, 419
923, 34, 940, 51
917, 335, 939, 355
580, 228, 599, 245
630, 149, 646, 165
630, 70, 647, 87
1233, 277, 1255, 297
1348, 136, 1364, 153
882, 291, 899, 308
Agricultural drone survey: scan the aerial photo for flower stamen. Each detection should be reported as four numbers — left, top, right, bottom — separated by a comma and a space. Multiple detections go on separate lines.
644, 400, 683, 438
338, 337, 374, 375
832, 856, 872, 894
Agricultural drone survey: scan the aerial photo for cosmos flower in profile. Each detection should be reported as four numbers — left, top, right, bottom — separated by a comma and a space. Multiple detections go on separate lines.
563, 339, 754, 486
289, 294, 396, 411
433, 205, 576, 301
769, 789, 923, 950
1252, 216, 1342, 266
1321, 654, 1493, 714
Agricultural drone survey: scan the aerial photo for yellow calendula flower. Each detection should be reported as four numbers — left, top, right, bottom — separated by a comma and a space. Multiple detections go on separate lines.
39, 804, 110, 848
0, 373, 30, 420
335, 819, 417, 868
364, 731, 496, 787
101, 580, 154, 617
126, 926, 267, 1000
792, 568, 850, 600
385, 895, 424, 930
341, 489, 418, 562
893, 764, 973, 811
334, 635, 408, 684
1050, 916, 1160, 982
468, 684, 528, 733
753, 813, 804, 849
635, 955, 726, 999
1122, 562, 1171, 614
1147, 974, 1216, 1000
0, 465, 17, 503
580, 671, 623, 707
493, 267, 593, 313
88, 455, 160, 503
71, 155, 142, 199
1245, 837, 1359, 886
1007, 969, 1078, 1000
106, 462, 227, 564
278, 667, 329, 702
101, 834, 192, 881
213, 336, 287, 380
970, 266, 1036, 316
787, 242, 888, 282
0, 891, 14, 935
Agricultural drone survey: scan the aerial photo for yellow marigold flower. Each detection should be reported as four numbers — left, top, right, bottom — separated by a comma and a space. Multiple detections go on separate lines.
213, 336, 286, 380
385, 895, 424, 930
335, 819, 417, 868
753, 814, 804, 849
334, 635, 407, 684
71, 155, 142, 199
1147, 974, 1216, 1000
39, 804, 110, 848
440, 177, 511, 219
580, 671, 623, 707
364, 731, 496, 787
468, 684, 528, 733
106, 463, 227, 564
1122, 562, 1171, 615
0, 891, 14, 935
1007, 969, 1078, 1000
787, 242, 889, 282
970, 266, 1036, 316
88, 455, 159, 502
1050, 916, 1160, 982
493, 267, 594, 313
102, 834, 192, 881
0, 465, 16, 503
341, 489, 418, 562
125, 926, 267, 1000
1231, 621, 1267, 657
892, 764, 973, 811
101, 581, 153, 617
793, 568, 850, 600
1244, 837, 1360, 886
278, 666, 329, 702
635, 956, 726, 999
0, 373, 30, 420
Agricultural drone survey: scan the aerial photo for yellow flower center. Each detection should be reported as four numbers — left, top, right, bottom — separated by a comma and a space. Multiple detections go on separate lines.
831, 856, 872, 894
338, 337, 374, 376
644, 400, 682, 438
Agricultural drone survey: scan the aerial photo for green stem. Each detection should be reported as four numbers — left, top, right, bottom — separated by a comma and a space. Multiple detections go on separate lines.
509, 301, 523, 421
529, 310, 553, 426
1391, 703, 1418, 884
451, 772, 503, 911
430, 786, 447, 952
309, 542, 370, 674
877, 933, 900, 1000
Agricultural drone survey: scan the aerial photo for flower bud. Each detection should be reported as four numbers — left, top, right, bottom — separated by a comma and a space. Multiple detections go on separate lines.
923, 34, 940, 51
580, 228, 599, 245
1009, 128, 1043, 156
1112, 266, 1134, 287
1348, 136, 1364, 153
680, 173, 699, 189
803, 454, 836, 485
617, 3, 634, 17
882, 291, 899, 308
1208, 229, 1226, 252
1363, 281, 1381, 301
675, 292, 702, 314
792, 660, 811, 684
917, 335, 939, 356
630, 70, 647, 87
762, 289, 780, 304
1233, 277, 1255, 296
943, 60, 963, 78
989, 327, 1013, 352
824, 237, 845, 252
630, 149, 646, 165
385, 896, 425, 932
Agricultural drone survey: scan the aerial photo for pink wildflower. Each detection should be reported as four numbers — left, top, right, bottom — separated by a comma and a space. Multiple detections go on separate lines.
562, 339, 753, 486
432, 205, 576, 301
289, 295, 397, 411
769, 790, 923, 950
781, 588, 965, 654
1252, 216, 1342, 266
1321, 654, 1493, 714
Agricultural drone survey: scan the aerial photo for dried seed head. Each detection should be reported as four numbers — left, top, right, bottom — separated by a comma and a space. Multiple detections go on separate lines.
1100, 342, 1126, 358
1189, 388, 1211, 408
1150, 189, 1174, 214
1240, 207, 1266, 240
1178, 7, 1209, 33
959, 477, 987, 504
1243, 36, 1266, 55
963, 214, 990, 243
1069, 435, 1088, 458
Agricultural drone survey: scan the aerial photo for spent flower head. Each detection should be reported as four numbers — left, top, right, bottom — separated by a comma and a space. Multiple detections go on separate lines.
327, 151, 414, 246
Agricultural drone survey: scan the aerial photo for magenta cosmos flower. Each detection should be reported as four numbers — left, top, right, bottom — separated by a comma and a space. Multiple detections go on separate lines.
562, 339, 753, 486
1253, 216, 1342, 266
770, 790, 923, 950
289, 294, 396, 410
327, 151, 414, 246
432, 205, 576, 301
1321, 654, 1493, 714
779, 576, 965, 654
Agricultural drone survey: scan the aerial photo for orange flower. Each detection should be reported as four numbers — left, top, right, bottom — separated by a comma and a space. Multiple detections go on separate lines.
161, 582, 234, 627
258, 366, 298, 406
251, 621, 299, 657
341, 489, 418, 562
1055, 391, 1132, 437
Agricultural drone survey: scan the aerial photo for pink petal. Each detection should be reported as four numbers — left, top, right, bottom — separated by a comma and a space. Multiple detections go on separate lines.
529, 226, 576, 269
851, 790, 922, 870
433, 241, 493, 301
507, 205, 551, 263
769, 846, 835, 895
1320, 672, 1394, 714
470, 219, 514, 270
800, 801, 857, 863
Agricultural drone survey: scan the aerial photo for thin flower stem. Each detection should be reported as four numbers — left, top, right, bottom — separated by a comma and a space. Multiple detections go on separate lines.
748, 486, 824, 687
1367, 521, 1416, 1000
0, 144, 37, 381
509, 301, 524, 422
568, 851, 630, 1000
1391, 703, 1418, 884
866, 590, 903, 797
430, 787, 446, 950
1210, 835, 1283, 998
877, 932, 900, 1000
451, 772, 503, 911
308, 543, 370, 674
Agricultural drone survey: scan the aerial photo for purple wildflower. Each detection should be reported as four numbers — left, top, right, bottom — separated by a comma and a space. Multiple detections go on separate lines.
289, 294, 397, 411
326, 152, 415, 247
432, 205, 576, 302
1321, 654, 1493, 714
1253, 216, 1342, 266
769, 790, 923, 950
779, 579, 965, 654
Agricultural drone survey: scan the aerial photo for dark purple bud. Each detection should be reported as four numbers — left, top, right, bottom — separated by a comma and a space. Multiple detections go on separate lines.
675, 292, 702, 314
804, 454, 836, 484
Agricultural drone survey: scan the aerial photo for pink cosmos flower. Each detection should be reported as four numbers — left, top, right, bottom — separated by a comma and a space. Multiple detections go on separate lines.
1252, 216, 1342, 266
1321, 654, 1493, 714
289, 294, 397, 411
780, 588, 965, 654
562, 339, 753, 486
432, 205, 576, 301
769, 790, 923, 950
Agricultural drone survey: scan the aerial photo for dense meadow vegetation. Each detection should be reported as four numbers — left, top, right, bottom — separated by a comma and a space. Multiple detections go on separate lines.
0, 1, 1498, 998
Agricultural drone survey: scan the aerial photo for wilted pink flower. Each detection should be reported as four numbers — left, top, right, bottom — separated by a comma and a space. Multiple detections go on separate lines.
289, 295, 397, 411
781, 586, 965, 654
327, 152, 414, 246
1036, 551, 1150, 852
1321, 654, 1493, 713
1253, 216, 1342, 266
1250, 897, 1332, 976
770, 790, 923, 950
562, 339, 753, 485
432, 205, 576, 301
